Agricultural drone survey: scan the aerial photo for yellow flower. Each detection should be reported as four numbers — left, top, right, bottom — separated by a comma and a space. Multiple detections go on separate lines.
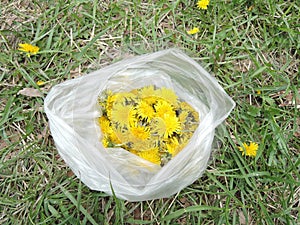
130, 126, 150, 140
111, 104, 132, 127
98, 116, 111, 134
155, 87, 178, 105
162, 114, 181, 138
18, 43, 39, 57
238, 142, 259, 157
128, 108, 138, 127
166, 140, 180, 156
109, 130, 121, 145
150, 117, 167, 137
138, 148, 161, 165
36, 80, 45, 86
139, 85, 156, 99
197, 0, 210, 10
154, 100, 175, 118
102, 136, 110, 147
136, 100, 155, 122
187, 27, 200, 35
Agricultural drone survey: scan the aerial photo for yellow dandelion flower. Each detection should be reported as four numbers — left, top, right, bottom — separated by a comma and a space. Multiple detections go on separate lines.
154, 100, 175, 118
115, 92, 137, 105
150, 117, 167, 137
238, 142, 259, 157
143, 96, 159, 105
36, 80, 45, 86
111, 104, 132, 126
128, 108, 138, 127
112, 128, 131, 145
109, 130, 121, 145
130, 126, 150, 140
138, 148, 161, 165
166, 140, 180, 156
162, 114, 181, 138
18, 43, 39, 57
101, 135, 110, 147
98, 116, 111, 134
136, 100, 155, 122
139, 85, 156, 99
197, 0, 210, 10
105, 93, 118, 118
155, 87, 178, 105
187, 27, 200, 35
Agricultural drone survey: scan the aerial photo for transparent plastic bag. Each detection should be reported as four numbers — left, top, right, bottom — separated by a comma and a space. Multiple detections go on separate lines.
44, 49, 235, 201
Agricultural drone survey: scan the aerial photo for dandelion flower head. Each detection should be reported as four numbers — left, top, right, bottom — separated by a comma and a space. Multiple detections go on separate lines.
130, 126, 150, 140
239, 142, 259, 157
154, 100, 175, 118
136, 100, 155, 122
197, 0, 210, 10
162, 114, 181, 138
36, 80, 45, 86
18, 43, 39, 57
187, 27, 200, 35
138, 148, 161, 165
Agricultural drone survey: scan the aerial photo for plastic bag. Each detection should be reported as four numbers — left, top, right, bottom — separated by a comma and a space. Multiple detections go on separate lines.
44, 49, 235, 201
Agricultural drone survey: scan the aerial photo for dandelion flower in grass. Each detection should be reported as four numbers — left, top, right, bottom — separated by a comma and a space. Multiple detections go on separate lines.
239, 142, 259, 157
197, 0, 210, 10
187, 27, 200, 35
18, 43, 39, 57
36, 80, 45, 86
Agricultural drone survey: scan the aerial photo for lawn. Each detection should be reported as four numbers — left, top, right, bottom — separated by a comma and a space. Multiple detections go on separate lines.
0, 0, 299, 224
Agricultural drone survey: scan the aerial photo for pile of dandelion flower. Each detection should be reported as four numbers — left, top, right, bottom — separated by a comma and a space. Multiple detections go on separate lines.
97, 85, 200, 166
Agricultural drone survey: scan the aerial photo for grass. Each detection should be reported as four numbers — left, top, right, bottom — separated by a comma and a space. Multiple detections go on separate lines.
0, 0, 299, 224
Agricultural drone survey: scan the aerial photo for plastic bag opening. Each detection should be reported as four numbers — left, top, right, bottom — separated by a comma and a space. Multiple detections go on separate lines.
44, 49, 235, 201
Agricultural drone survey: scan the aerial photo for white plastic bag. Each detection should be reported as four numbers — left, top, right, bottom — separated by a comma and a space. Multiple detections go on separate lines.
44, 49, 235, 201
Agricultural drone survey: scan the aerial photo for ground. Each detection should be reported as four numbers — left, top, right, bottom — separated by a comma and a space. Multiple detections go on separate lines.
0, 0, 299, 224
